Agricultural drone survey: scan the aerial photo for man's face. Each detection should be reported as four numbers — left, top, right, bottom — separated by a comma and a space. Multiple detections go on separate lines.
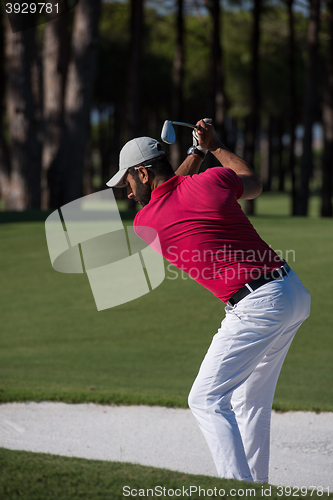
125, 169, 152, 207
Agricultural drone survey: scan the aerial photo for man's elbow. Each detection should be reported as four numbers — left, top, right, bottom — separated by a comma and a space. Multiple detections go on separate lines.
240, 176, 263, 200
249, 178, 263, 199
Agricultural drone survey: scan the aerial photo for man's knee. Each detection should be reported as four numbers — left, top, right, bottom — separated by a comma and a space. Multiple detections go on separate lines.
188, 383, 229, 414
188, 384, 202, 412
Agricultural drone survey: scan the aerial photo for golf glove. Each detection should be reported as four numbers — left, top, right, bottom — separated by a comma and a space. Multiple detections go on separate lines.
192, 118, 212, 154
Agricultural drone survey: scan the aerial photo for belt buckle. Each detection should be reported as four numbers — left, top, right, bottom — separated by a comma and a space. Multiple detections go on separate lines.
276, 267, 284, 278
276, 261, 290, 279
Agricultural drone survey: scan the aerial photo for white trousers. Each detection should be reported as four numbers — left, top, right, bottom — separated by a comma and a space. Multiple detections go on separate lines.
188, 269, 311, 483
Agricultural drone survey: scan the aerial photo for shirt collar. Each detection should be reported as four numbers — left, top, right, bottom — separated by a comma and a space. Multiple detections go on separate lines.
151, 175, 185, 201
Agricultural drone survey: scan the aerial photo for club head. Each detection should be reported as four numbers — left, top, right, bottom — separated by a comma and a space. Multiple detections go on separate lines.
161, 120, 176, 144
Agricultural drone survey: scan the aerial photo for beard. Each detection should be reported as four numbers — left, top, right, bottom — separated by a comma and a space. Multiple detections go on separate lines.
134, 180, 152, 207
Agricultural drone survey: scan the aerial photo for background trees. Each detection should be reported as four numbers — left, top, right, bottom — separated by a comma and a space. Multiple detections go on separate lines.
0, 0, 332, 216
321, 0, 333, 216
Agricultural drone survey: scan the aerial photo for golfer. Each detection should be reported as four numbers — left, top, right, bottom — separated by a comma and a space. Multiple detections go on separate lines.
107, 119, 311, 483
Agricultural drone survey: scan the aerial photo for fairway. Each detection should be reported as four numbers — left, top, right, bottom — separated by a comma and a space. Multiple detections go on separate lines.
2, 447, 329, 500
0, 213, 332, 411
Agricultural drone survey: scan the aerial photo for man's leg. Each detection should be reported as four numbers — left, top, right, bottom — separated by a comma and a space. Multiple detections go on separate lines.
188, 271, 310, 481
231, 271, 311, 482
188, 324, 255, 481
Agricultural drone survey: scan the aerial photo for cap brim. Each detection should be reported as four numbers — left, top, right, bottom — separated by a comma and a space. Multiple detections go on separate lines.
106, 169, 127, 188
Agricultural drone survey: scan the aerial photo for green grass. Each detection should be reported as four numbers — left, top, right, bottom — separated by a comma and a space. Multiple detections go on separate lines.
0, 217, 333, 411
0, 208, 332, 411
241, 191, 323, 217
0, 198, 332, 499
0, 448, 330, 500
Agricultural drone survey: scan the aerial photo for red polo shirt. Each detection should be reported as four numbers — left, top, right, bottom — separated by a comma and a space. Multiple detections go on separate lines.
134, 167, 283, 303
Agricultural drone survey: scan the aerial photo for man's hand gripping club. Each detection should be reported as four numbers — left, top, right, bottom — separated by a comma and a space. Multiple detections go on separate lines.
195, 119, 263, 200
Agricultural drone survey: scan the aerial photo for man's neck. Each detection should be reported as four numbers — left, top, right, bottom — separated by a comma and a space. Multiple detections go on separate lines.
151, 174, 175, 191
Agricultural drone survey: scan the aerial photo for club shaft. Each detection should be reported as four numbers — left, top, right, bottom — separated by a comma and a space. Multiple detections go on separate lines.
171, 121, 196, 129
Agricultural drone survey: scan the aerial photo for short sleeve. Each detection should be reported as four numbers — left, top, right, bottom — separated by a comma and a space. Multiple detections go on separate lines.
201, 167, 244, 199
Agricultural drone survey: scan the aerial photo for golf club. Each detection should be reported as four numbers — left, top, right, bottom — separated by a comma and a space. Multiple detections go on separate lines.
161, 119, 212, 144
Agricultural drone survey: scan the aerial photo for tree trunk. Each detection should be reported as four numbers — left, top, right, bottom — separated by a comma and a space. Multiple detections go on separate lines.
226, 116, 237, 153
4, 21, 41, 210
83, 126, 93, 196
99, 105, 113, 187
243, 0, 261, 215
321, 0, 333, 217
286, 0, 298, 214
261, 117, 274, 192
277, 118, 285, 192
0, 4, 11, 205
127, 0, 144, 210
206, 0, 226, 143
260, 120, 269, 190
49, 0, 101, 208
171, 0, 185, 169
110, 102, 121, 195
128, 0, 143, 139
41, 14, 70, 209
296, 0, 321, 216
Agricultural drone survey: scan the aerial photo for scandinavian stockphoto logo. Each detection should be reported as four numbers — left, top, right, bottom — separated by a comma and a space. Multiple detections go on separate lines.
45, 189, 165, 311
5, 0, 79, 33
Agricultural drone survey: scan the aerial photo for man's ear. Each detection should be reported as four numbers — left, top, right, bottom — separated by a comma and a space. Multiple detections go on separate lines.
137, 166, 150, 184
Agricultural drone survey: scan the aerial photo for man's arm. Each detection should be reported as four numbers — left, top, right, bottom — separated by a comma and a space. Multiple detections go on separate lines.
196, 119, 262, 200
174, 153, 203, 176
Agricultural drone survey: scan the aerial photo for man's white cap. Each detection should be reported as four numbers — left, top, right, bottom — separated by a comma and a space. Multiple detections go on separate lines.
106, 137, 164, 188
